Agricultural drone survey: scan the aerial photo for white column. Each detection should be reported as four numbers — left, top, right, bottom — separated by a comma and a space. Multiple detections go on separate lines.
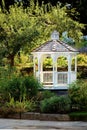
68, 55, 72, 84
52, 54, 57, 87
40, 56, 43, 83
37, 54, 41, 82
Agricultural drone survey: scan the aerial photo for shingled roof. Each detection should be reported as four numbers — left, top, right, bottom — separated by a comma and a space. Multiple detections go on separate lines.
33, 31, 78, 53
33, 40, 78, 52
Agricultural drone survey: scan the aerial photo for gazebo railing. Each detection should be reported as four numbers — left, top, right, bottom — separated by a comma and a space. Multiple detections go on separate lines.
40, 71, 68, 86
42, 71, 53, 86
57, 72, 68, 84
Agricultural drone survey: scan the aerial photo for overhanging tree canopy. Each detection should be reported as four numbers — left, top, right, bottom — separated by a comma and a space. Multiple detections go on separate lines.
0, 5, 40, 66
0, 1, 84, 67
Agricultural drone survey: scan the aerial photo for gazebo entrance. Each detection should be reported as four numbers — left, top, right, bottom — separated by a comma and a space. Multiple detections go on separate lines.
32, 31, 78, 89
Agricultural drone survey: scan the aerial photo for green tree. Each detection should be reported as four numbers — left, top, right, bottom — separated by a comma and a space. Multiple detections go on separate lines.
37, 4, 84, 45
0, 1, 84, 67
27, 1, 84, 46
0, 4, 39, 66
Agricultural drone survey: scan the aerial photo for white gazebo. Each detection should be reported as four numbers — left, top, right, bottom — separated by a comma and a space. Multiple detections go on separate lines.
32, 31, 78, 89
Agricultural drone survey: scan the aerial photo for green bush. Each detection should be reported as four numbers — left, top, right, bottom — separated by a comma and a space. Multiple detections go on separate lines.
8, 77, 22, 101
0, 74, 42, 102
22, 76, 42, 99
35, 90, 56, 112
40, 96, 71, 113
23, 100, 36, 112
69, 112, 87, 121
68, 80, 87, 111
0, 76, 23, 101
36, 90, 56, 101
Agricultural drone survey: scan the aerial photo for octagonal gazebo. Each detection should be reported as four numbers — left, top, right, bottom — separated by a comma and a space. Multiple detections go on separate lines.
32, 31, 78, 89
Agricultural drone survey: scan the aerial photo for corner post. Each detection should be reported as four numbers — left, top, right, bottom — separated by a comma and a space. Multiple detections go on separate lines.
68, 54, 72, 85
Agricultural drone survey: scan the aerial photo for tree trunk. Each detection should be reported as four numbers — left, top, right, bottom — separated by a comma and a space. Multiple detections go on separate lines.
8, 55, 15, 67
10, 56, 14, 67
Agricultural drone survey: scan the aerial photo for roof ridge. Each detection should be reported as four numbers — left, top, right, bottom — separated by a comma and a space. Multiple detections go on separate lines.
58, 40, 78, 52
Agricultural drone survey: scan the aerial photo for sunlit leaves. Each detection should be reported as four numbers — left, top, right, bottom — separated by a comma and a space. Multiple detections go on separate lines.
0, 0, 85, 66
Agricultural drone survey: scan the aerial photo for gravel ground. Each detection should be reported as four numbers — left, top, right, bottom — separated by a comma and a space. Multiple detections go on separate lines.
0, 119, 87, 129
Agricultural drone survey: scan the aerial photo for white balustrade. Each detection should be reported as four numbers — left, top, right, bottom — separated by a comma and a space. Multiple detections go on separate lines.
57, 72, 68, 85
42, 71, 53, 86
36, 71, 76, 88
41, 71, 68, 86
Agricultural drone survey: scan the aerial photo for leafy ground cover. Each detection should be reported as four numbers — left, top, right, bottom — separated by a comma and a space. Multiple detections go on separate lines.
69, 112, 87, 121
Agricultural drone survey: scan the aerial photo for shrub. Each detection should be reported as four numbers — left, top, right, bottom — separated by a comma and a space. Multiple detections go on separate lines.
3, 98, 26, 114
0, 75, 23, 101
68, 80, 87, 111
22, 76, 42, 99
40, 96, 71, 113
35, 90, 56, 112
8, 77, 22, 101
0, 98, 37, 116
14, 100, 36, 113
23, 100, 36, 112
36, 90, 56, 101
0, 74, 42, 102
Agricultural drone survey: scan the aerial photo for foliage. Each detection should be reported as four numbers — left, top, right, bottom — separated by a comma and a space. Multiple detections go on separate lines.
0, 98, 36, 116
43, 57, 53, 68
69, 111, 87, 121
0, 74, 21, 101
77, 54, 87, 66
43, 56, 68, 68
45, 5, 84, 44
15, 52, 33, 68
36, 90, 56, 102
0, 67, 18, 101
57, 56, 68, 67
1, 0, 87, 33
74, 54, 87, 79
69, 112, 87, 117
22, 76, 42, 99
0, 1, 84, 67
0, 68, 42, 102
68, 80, 87, 111
78, 35, 87, 47
22, 100, 36, 112
0, 4, 40, 66
40, 95, 71, 113
6, 98, 36, 112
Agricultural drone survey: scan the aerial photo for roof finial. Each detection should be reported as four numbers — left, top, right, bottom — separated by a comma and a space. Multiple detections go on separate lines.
51, 30, 59, 41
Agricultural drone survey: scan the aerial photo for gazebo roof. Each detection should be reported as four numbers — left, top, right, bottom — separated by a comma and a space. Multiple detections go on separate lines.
33, 40, 78, 53
32, 31, 78, 53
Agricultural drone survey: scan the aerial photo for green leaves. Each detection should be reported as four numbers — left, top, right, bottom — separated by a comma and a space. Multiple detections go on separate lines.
0, 1, 84, 67
68, 80, 87, 111
40, 95, 71, 113
0, 4, 40, 66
